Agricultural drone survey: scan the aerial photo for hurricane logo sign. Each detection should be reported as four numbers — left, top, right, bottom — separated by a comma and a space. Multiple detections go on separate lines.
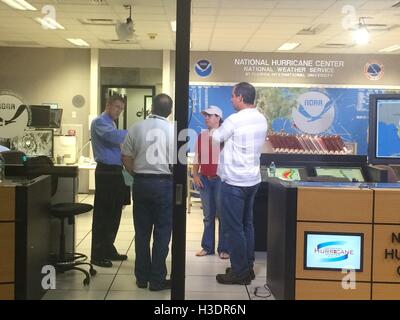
194, 59, 212, 77
314, 241, 353, 263
0, 93, 28, 138
292, 91, 335, 134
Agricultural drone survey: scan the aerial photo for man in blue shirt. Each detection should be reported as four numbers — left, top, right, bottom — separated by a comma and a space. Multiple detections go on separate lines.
90, 95, 128, 268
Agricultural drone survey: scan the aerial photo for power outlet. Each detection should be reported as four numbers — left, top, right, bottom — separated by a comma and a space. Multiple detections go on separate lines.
72, 111, 77, 118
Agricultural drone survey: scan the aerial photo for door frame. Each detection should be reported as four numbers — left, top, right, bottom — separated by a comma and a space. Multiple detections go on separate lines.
100, 85, 156, 129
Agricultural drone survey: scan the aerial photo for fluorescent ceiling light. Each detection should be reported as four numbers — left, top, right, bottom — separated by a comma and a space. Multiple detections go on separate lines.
1, 0, 36, 10
66, 38, 90, 47
352, 26, 369, 45
34, 17, 65, 30
379, 44, 400, 53
277, 43, 300, 51
170, 20, 176, 32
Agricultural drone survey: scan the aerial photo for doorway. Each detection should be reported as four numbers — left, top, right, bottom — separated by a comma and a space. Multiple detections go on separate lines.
101, 85, 156, 129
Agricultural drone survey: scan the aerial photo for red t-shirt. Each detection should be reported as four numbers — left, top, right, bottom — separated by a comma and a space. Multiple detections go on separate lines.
194, 131, 220, 176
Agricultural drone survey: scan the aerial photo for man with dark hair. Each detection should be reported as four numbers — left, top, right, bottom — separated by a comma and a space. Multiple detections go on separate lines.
122, 93, 174, 291
90, 95, 128, 268
212, 82, 268, 285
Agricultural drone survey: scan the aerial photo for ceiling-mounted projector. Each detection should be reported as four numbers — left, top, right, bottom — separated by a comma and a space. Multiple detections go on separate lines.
116, 5, 135, 41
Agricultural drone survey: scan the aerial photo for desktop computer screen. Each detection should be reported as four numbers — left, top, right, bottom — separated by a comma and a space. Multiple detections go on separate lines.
10, 129, 53, 158
315, 167, 365, 182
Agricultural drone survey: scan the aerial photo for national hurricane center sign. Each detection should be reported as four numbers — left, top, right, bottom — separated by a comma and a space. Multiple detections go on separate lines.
189, 52, 399, 86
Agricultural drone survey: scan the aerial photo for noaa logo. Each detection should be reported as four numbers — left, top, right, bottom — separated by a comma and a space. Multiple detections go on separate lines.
0, 93, 28, 138
364, 62, 384, 80
292, 91, 335, 134
194, 59, 212, 77
314, 241, 354, 263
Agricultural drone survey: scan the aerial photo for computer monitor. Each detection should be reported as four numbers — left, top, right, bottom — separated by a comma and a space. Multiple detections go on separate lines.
49, 109, 63, 128
10, 129, 53, 158
269, 167, 307, 181
368, 94, 400, 164
315, 167, 365, 182
28, 105, 50, 128
304, 231, 363, 271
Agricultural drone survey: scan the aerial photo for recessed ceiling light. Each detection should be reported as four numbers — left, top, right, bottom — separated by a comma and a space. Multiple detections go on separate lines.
34, 17, 65, 30
277, 43, 300, 51
379, 44, 400, 53
352, 26, 369, 45
66, 38, 90, 47
1, 0, 36, 10
170, 20, 176, 32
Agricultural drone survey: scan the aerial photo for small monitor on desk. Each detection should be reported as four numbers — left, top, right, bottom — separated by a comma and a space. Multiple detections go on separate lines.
304, 231, 363, 271
315, 167, 365, 182
266, 167, 307, 181
28, 105, 50, 128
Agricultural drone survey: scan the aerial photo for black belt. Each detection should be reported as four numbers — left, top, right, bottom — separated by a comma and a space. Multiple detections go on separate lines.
134, 173, 172, 179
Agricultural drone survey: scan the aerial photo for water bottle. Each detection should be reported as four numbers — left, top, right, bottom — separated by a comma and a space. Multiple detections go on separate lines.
269, 161, 276, 177
0, 153, 5, 183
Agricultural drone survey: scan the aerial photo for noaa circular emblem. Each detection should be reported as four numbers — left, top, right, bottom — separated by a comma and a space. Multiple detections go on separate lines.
194, 59, 212, 77
0, 93, 28, 138
364, 62, 384, 80
292, 91, 335, 134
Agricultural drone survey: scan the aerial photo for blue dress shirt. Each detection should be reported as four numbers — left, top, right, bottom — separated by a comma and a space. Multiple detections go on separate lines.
91, 113, 127, 166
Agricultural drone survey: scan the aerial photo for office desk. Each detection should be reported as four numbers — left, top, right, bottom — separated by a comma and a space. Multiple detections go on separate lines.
0, 176, 51, 300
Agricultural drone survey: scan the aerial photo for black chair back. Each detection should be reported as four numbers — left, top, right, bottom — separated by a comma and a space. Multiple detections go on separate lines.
1, 150, 26, 164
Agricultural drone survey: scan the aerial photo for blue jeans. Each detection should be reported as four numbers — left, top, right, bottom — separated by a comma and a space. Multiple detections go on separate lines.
132, 176, 172, 287
198, 175, 228, 254
219, 181, 260, 278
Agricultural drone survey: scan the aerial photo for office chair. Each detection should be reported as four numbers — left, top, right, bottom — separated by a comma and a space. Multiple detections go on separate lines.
374, 165, 399, 183
25, 156, 97, 286
1, 150, 26, 164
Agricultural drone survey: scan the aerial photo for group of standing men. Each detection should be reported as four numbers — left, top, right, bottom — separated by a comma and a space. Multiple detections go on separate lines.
89, 82, 268, 290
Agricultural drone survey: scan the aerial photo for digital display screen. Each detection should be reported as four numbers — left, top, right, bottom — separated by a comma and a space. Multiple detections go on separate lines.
304, 232, 363, 271
28, 105, 50, 128
10, 129, 53, 158
49, 109, 63, 128
269, 167, 303, 181
315, 167, 365, 182
376, 99, 400, 158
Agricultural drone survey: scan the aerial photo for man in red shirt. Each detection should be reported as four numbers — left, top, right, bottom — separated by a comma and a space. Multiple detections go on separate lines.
192, 106, 229, 259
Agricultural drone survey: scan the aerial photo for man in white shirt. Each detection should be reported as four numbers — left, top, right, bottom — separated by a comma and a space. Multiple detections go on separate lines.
122, 93, 174, 291
212, 82, 268, 285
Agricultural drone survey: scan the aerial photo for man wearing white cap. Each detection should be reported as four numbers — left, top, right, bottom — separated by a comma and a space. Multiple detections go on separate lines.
192, 105, 229, 259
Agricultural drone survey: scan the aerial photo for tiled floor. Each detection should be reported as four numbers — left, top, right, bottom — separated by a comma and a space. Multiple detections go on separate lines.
42, 195, 273, 300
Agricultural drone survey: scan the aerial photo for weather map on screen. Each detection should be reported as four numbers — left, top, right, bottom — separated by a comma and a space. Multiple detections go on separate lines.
273, 167, 302, 181
376, 99, 400, 158
315, 167, 365, 182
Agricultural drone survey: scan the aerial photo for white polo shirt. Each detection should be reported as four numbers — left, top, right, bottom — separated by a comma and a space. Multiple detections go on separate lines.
212, 107, 268, 187
122, 115, 174, 174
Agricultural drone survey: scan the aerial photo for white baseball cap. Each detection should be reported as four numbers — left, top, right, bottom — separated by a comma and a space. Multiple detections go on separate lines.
201, 105, 223, 119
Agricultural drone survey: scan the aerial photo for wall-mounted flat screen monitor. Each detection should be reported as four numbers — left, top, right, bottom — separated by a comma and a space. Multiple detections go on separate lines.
49, 109, 63, 128
369, 94, 400, 164
28, 105, 50, 128
10, 129, 53, 158
267, 167, 307, 181
315, 167, 365, 182
304, 232, 363, 271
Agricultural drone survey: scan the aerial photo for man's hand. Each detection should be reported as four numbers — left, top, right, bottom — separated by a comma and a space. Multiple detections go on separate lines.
192, 174, 204, 189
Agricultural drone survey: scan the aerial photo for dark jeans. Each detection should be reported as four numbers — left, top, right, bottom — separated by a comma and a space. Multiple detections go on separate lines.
219, 181, 260, 278
199, 175, 228, 254
133, 175, 172, 288
91, 162, 125, 260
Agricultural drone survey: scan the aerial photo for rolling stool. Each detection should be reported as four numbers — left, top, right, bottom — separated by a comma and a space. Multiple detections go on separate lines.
51, 203, 97, 286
